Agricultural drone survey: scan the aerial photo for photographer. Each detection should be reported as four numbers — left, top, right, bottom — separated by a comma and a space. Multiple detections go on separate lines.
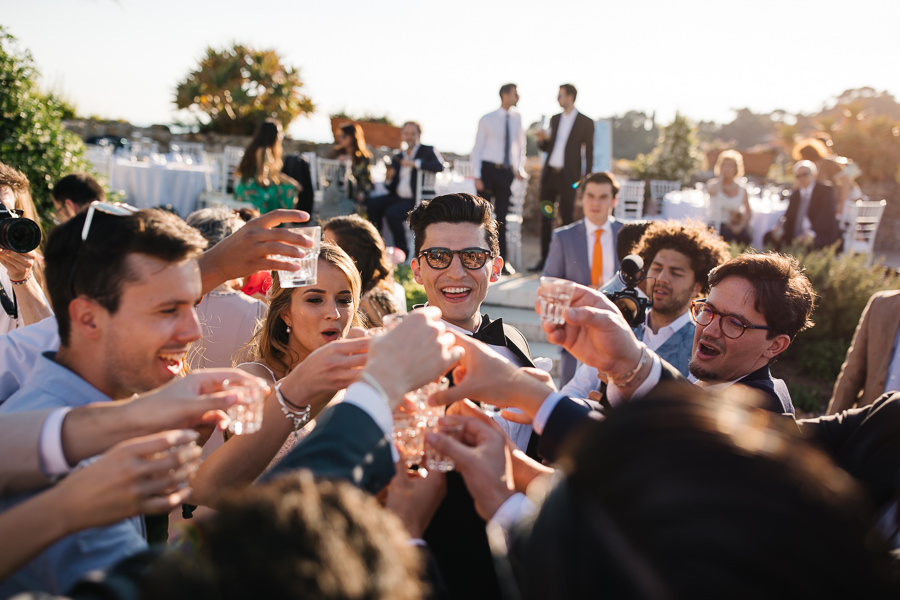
0, 162, 52, 332
563, 219, 730, 398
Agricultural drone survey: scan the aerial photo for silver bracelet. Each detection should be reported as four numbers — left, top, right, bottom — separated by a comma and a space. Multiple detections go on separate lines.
608, 345, 648, 388
275, 382, 311, 432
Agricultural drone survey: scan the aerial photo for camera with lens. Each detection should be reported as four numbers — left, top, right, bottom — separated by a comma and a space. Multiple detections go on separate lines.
599, 254, 651, 327
0, 205, 42, 253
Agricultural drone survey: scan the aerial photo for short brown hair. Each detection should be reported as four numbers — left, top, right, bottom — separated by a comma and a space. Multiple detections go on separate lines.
708, 252, 815, 340
45, 207, 207, 346
560, 83, 577, 101
633, 219, 731, 295
579, 171, 619, 199
408, 193, 499, 256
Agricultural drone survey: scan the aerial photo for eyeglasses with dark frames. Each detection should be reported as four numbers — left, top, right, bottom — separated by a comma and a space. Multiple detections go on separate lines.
69, 201, 140, 296
417, 247, 494, 270
690, 299, 770, 339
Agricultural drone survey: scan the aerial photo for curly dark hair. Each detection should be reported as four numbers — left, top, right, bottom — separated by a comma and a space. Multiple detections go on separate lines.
632, 219, 731, 295
708, 251, 816, 340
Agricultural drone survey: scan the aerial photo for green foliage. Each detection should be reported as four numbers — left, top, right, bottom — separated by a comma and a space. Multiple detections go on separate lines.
330, 111, 396, 126
771, 246, 900, 412
632, 112, 701, 186
394, 265, 426, 311
175, 44, 314, 135
0, 28, 90, 221
610, 111, 659, 160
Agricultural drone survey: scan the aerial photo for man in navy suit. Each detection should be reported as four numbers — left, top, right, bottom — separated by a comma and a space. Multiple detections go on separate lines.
562, 219, 731, 396
366, 121, 444, 260
778, 160, 840, 249
542, 171, 622, 384
530, 84, 594, 271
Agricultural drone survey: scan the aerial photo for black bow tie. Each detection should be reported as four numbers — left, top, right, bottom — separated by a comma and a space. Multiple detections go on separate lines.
471, 316, 507, 347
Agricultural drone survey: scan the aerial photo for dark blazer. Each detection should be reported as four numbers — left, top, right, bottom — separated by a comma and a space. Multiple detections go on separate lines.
538, 111, 594, 184
265, 403, 394, 495
538, 360, 794, 462
736, 365, 794, 415
281, 154, 315, 215
782, 182, 840, 248
386, 145, 444, 199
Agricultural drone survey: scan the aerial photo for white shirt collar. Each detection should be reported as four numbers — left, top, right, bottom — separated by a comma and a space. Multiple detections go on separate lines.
646, 307, 693, 336
583, 216, 613, 238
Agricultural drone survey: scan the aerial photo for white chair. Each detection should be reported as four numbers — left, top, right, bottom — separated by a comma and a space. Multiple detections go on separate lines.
453, 160, 474, 178
842, 199, 886, 264
415, 170, 438, 205
504, 176, 529, 270
649, 180, 680, 216
170, 141, 205, 161
615, 180, 646, 221
223, 146, 245, 193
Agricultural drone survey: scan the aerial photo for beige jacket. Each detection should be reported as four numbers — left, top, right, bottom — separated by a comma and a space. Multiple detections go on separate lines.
828, 290, 900, 414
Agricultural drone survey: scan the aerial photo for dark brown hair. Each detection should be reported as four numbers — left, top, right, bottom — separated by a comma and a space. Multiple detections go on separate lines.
322, 215, 393, 294
633, 219, 731, 295
408, 193, 499, 256
337, 123, 372, 161
707, 251, 816, 340
560, 83, 577, 101
236, 119, 286, 186
579, 171, 620, 199
45, 208, 208, 346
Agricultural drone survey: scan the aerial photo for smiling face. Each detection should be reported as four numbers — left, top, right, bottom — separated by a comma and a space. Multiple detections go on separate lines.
689, 276, 788, 384
280, 260, 356, 361
401, 123, 420, 149
582, 182, 616, 227
646, 248, 703, 318
411, 222, 500, 332
98, 254, 202, 399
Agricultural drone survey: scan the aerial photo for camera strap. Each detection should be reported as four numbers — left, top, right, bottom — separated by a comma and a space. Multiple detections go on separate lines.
0, 283, 18, 320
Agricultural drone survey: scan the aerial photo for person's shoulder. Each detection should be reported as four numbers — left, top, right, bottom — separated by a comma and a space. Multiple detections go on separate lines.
871, 289, 900, 303
553, 220, 585, 237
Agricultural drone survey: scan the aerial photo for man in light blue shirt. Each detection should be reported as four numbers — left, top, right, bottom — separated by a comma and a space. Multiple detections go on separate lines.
0, 206, 208, 596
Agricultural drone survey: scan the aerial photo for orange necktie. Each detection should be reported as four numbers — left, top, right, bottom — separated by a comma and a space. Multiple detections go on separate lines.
591, 229, 604, 287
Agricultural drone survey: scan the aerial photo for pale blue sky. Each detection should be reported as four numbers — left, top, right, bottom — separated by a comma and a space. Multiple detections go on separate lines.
4, 0, 899, 153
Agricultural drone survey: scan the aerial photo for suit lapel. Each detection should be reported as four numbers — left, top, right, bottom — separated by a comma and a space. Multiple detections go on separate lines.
572, 221, 591, 285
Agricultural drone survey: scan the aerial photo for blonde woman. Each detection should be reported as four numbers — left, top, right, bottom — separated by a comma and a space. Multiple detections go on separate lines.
706, 150, 752, 244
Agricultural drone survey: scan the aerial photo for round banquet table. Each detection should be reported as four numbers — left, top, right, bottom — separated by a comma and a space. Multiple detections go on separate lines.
108, 157, 214, 216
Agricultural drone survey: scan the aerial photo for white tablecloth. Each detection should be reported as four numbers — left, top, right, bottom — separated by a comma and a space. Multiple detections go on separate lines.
108, 158, 213, 216
662, 189, 788, 248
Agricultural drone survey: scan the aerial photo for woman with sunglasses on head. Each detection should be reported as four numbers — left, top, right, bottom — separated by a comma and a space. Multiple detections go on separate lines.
0, 162, 52, 332
234, 119, 300, 214
189, 244, 371, 506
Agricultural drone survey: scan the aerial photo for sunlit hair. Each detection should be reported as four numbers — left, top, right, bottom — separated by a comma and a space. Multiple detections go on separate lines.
633, 219, 731, 295
792, 159, 819, 177
707, 251, 815, 341
713, 149, 745, 179
142, 470, 423, 600
792, 137, 830, 162
322, 214, 393, 294
247, 243, 362, 375
236, 119, 286, 186
0, 161, 41, 225
338, 123, 372, 160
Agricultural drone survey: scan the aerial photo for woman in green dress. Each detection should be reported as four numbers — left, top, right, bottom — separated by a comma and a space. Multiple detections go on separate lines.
234, 119, 299, 213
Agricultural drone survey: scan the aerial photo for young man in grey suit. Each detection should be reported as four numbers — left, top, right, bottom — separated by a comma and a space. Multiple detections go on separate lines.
562, 219, 731, 397
542, 171, 623, 384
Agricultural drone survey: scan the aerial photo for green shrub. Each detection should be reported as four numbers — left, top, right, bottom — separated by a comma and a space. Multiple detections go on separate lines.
394, 265, 425, 311
768, 245, 900, 412
0, 29, 90, 222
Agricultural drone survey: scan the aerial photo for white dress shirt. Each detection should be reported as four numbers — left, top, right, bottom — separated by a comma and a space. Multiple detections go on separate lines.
396, 144, 420, 200
471, 107, 526, 179
547, 109, 578, 169
583, 217, 616, 287
641, 309, 693, 351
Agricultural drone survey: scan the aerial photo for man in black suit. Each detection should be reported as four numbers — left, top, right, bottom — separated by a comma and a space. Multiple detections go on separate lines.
366, 121, 444, 260
281, 154, 315, 216
530, 84, 594, 272
778, 160, 840, 249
